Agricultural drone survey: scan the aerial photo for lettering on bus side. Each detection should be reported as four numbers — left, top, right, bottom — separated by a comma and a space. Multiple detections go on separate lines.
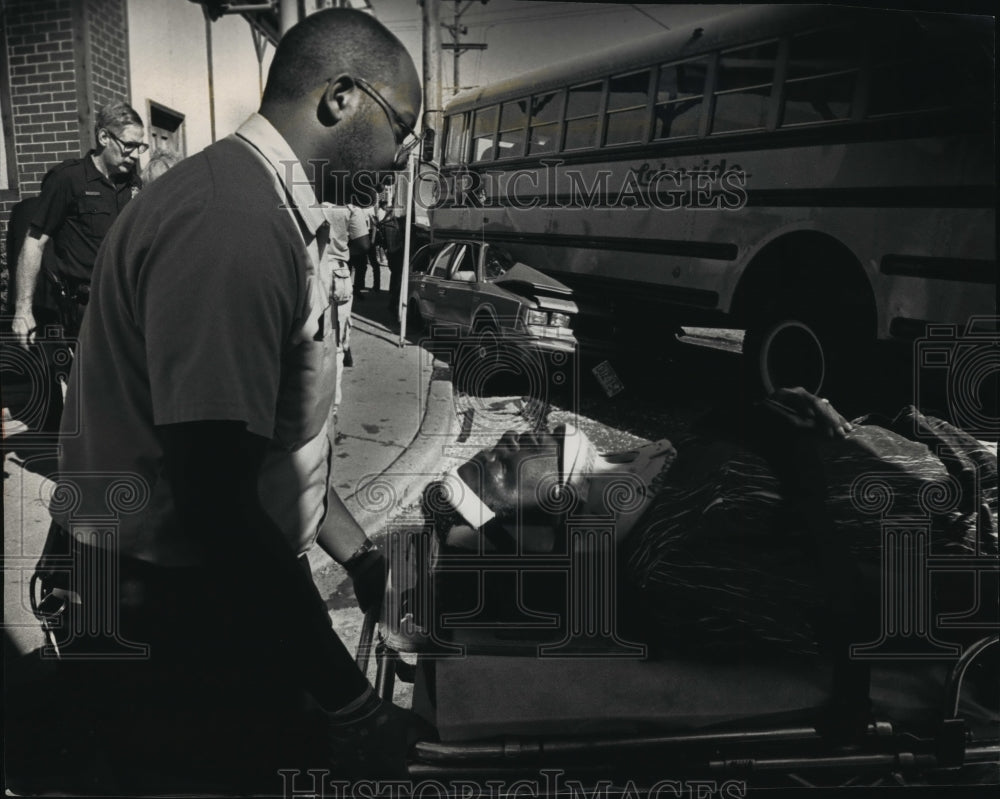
637, 159, 749, 210
439, 161, 749, 211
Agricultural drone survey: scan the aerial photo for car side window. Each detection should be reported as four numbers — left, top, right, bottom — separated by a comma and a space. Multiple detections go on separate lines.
429, 243, 457, 277
450, 245, 478, 283
410, 245, 434, 275
484, 247, 513, 280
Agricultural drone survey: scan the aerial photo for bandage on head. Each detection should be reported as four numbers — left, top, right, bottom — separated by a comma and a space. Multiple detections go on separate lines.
554, 423, 597, 503
439, 470, 496, 530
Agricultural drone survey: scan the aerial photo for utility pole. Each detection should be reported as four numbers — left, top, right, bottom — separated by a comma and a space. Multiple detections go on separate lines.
441, 0, 488, 95
421, 0, 443, 161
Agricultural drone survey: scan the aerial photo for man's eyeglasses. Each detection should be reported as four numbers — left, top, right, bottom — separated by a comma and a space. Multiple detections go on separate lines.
355, 77, 422, 166
105, 128, 149, 156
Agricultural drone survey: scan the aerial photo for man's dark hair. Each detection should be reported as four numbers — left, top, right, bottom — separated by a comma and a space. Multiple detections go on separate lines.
261, 9, 405, 106
94, 101, 143, 142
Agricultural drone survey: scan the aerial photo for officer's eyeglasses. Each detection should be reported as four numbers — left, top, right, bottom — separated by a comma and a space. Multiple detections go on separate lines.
105, 129, 149, 156
354, 77, 422, 166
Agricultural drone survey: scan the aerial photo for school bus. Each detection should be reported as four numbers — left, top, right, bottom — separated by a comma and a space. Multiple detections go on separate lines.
426, 5, 995, 394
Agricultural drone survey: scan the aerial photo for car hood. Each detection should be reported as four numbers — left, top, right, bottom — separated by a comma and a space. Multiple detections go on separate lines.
494, 264, 578, 312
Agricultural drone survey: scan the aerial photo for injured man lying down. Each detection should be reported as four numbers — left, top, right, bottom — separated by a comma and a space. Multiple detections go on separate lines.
426, 388, 998, 660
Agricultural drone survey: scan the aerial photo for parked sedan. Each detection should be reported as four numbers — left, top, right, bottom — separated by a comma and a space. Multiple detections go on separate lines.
407, 240, 579, 365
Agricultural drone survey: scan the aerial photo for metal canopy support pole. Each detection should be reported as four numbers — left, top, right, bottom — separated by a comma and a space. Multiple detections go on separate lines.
398, 153, 417, 346
202, 5, 216, 142
451, 0, 461, 93
249, 25, 269, 98
279, 0, 300, 36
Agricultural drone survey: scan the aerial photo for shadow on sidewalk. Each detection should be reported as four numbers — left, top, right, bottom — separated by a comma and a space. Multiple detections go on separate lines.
3, 432, 59, 481
349, 289, 413, 346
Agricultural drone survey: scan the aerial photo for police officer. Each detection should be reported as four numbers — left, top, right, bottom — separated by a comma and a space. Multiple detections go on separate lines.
12, 100, 146, 348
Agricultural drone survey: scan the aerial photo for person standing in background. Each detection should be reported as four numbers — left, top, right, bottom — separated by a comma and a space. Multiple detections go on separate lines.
324, 202, 370, 412
381, 199, 406, 316
12, 101, 146, 348
143, 148, 181, 183
347, 202, 371, 302
9, 101, 145, 431
353, 201, 382, 297
368, 200, 386, 288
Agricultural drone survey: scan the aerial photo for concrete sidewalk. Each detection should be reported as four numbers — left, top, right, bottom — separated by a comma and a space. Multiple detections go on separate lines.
308, 296, 463, 650
1, 291, 461, 662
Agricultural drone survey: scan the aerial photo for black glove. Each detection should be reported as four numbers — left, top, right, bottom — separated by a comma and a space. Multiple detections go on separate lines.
346, 549, 387, 615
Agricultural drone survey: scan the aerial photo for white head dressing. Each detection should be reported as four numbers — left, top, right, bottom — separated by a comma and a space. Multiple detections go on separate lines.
440, 425, 673, 528
438, 469, 496, 529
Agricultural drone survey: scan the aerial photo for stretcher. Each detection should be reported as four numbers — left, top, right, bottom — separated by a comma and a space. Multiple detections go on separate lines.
357, 524, 999, 791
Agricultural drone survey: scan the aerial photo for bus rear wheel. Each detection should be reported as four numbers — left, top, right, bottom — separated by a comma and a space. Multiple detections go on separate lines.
743, 311, 847, 398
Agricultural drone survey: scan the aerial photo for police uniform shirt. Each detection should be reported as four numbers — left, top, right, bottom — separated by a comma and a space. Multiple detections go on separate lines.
29, 152, 142, 280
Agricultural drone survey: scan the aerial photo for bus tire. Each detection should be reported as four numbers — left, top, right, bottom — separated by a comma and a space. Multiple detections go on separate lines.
742, 310, 845, 398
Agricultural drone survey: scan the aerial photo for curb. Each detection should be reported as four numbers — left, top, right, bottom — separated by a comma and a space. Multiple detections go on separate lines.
343, 365, 459, 537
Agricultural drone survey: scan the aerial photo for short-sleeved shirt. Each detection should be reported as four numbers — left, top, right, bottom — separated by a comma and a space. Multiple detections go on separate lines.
29, 152, 142, 280
323, 203, 369, 262
55, 114, 339, 566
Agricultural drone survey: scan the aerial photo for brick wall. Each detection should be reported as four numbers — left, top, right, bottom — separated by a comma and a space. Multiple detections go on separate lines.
1, 0, 129, 314
3, 0, 80, 198
87, 0, 130, 111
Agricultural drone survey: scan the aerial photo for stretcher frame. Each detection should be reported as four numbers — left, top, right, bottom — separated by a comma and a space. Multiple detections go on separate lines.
355, 526, 1000, 791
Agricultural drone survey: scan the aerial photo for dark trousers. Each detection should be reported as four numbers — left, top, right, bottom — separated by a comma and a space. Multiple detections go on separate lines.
32, 273, 87, 432
354, 248, 382, 292
351, 252, 370, 294
22, 524, 330, 794
386, 249, 404, 313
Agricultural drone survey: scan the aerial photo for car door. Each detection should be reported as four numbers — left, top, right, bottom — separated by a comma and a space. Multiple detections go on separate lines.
436, 243, 480, 334
416, 242, 458, 325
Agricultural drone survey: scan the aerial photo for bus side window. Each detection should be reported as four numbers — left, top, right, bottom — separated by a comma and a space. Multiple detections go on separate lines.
444, 113, 468, 165
528, 90, 563, 156
781, 26, 860, 127
605, 70, 651, 146
497, 100, 528, 160
472, 106, 499, 162
654, 58, 709, 140
563, 81, 602, 151
712, 40, 779, 134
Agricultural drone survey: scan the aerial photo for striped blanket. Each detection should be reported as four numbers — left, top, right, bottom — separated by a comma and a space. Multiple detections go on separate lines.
622, 406, 998, 658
